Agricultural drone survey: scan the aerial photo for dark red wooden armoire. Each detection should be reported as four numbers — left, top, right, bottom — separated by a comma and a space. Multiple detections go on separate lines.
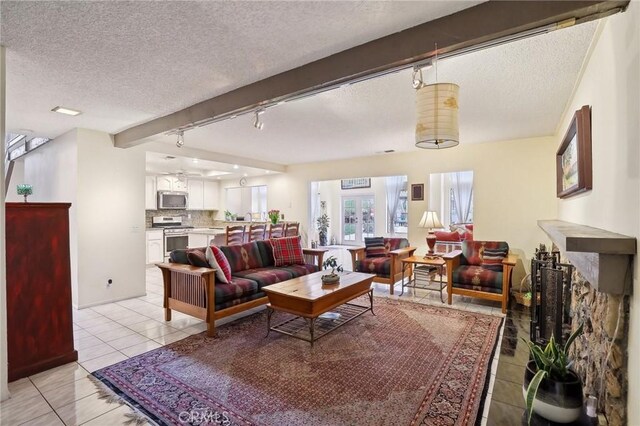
5, 202, 77, 381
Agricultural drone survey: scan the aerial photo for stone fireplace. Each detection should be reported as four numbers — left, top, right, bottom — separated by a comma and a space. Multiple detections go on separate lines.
538, 220, 636, 425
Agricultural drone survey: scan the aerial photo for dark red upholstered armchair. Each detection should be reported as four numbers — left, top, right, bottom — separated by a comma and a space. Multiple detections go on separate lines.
348, 238, 416, 295
443, 240, 517, 313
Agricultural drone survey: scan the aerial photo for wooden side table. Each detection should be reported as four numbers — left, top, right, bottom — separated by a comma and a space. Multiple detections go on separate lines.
400, 255, 446, 302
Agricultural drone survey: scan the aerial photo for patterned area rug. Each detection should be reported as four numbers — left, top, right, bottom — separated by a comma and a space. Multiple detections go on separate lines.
93, 298, 502, 426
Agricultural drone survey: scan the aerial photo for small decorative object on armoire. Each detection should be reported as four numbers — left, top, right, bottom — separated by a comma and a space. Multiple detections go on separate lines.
16, 183, 33, 202
419, 211, 443, 254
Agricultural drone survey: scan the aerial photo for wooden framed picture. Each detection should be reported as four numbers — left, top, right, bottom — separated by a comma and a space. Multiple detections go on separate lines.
341, 178, 371, 190
411, 183, 424, 201
556, 105, 592, 198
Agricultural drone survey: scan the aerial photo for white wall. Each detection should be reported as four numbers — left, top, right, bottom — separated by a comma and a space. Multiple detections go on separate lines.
554, 5, 640, 423
221, 136, 557, 284
75, 129, 146, 307
22, 129, 146, 308
5, 159, 24, 202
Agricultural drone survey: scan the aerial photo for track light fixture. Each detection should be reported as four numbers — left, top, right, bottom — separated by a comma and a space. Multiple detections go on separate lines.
176, 130, 184, 148
253, 109, 265, 130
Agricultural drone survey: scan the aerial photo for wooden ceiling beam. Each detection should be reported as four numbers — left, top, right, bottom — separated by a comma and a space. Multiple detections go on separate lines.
114, 0, 629, 148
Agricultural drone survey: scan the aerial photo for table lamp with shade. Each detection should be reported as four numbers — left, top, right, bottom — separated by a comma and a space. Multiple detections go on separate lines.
419, 211, 443, 255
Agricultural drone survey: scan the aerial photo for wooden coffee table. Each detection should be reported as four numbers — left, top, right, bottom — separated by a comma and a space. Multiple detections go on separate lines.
263, 271, 376, 346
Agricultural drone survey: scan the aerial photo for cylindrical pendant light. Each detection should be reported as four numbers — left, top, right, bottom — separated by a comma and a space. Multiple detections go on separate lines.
415, 82, 460, 149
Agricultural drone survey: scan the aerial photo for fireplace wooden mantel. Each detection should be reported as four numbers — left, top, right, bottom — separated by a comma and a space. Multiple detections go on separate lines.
538, 220, 636, 295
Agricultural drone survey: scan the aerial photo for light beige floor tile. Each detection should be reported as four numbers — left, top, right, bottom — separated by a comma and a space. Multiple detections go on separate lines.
83, 321, 123, 335
73, 309, 103, 321
126, 319, 164, 333
108, 333, 151, 350
182, 323, 208, 335
0, 392, 52, 425
94, 326, 137, 342
91, 303, 131, 315
20, 411, 65, 426
120, 340, 163, 357
30, 362, 89, 392
80, 351, 128, 373
55, 392, 120, 426
7, 377, 40, 400
100, 308, 140, 321
114, 313, 151, 326
137, 325, 179, 339
77, 342, 117, 363
82, 404, 151, 426
162, 316, 204, 330
73, 317, 109, 330
73, 324, 82, 331
73, 329, 92, 340
74, 335, 104, 350
152, 330, 189, 345
39, 376, 99, 409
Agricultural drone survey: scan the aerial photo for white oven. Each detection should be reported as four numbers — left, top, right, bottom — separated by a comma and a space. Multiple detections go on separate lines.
164, 229, 189, 258
157, 191, 188, 210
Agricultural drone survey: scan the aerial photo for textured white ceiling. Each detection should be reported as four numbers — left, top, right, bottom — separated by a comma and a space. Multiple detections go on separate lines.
144, 20, 598, 164
1, 1, 598, 166
1, 0, 482, 139
145, 151, 275, 180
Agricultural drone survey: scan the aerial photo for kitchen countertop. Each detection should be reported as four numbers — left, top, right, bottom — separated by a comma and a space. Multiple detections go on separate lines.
187, 228, 226, 235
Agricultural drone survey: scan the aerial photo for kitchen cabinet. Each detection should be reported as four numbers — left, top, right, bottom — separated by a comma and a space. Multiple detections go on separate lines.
156, 176, 188, 192
203, 180, 219, 210
146, 230, 164, 264
145, 176, 157, 210
188, 179, 204, 210
188, 233, 209, 249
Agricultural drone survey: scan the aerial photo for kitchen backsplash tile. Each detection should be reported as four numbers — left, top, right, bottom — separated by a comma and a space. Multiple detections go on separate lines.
145, 210, 218, 228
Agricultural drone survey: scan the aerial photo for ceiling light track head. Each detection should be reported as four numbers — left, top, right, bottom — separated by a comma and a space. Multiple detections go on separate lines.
253, 109, 265, 130
176, 130, 184, 148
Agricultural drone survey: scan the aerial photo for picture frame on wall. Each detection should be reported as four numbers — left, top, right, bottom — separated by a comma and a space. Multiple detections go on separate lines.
411, 183, 424, 201
556, 105, 592, 198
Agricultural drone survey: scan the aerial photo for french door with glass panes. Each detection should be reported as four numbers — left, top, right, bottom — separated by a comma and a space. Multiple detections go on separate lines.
341, 196, 375, 245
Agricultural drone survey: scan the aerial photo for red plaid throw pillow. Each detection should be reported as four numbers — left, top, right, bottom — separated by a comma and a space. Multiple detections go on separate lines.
271, 236, 305, 266
205, 245, 232, 284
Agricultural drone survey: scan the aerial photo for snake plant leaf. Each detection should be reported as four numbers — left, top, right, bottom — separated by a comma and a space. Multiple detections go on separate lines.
564, 322, 584, 354
526, 369, 548, 425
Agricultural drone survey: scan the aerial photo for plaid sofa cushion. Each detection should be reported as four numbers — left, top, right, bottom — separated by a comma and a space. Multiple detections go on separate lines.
214, 277, 260, 305
220, 241, 263, 273
271, 236, 305, 266
277, 264, 320, 278
356, 257, 390, 278
481, 247, 508, 271
169, 249, 190, 265
364, 237, 387, 257
256, 240, 275, 267
232, 267, 293, 290
205, 246, 232, 284
461, 241, 508, 266
186, 248, 209, 267
452, 265, 503, 293
383, 238, 410, 252
215, 292, 266, 312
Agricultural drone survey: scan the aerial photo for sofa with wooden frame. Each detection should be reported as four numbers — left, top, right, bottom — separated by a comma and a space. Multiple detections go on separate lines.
348, 237, 416, 295
157, 240, 327, 337
442, 240, 517, 313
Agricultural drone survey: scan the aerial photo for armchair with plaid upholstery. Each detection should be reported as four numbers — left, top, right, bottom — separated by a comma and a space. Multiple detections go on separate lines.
442, 240, 517, 313
348, 237, 416, 295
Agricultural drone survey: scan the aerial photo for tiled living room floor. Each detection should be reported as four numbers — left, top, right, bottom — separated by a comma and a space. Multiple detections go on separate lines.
1, 266, 517, 425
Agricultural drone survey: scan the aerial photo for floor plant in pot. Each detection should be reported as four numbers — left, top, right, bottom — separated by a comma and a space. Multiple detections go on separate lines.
523, 322, 584, 424
317, 213, 330, 246
321, 256, 343, 284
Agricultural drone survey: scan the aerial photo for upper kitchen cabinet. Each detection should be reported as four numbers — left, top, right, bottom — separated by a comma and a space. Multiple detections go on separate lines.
203, 181, 219, 210
157, 176, 188, 192
145, 176, 157, 210
188, 179, 204, 210
187, 179, 219, 210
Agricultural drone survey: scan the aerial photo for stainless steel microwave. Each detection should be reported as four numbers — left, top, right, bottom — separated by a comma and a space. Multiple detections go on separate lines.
157, 191, 188, 209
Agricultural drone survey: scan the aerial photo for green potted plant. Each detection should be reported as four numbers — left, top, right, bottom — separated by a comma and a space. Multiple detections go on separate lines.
522, 322, 584, 424
317, 213, 330, 246
268, 209, 280, 225
321, 256, 343, 284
